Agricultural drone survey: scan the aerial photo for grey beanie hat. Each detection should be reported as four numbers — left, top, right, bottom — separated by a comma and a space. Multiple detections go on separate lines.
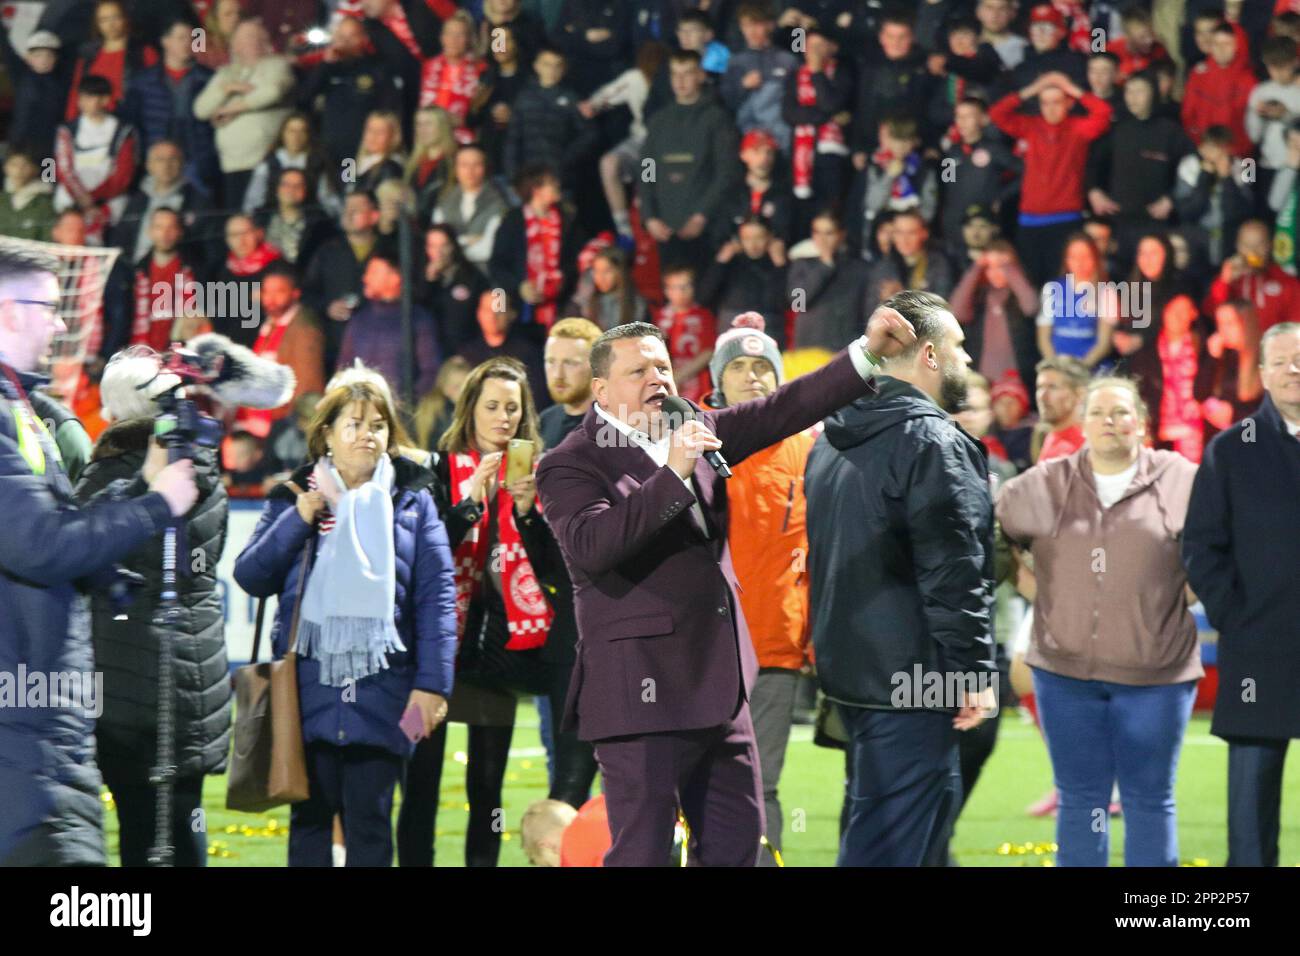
708, 312, 783, 401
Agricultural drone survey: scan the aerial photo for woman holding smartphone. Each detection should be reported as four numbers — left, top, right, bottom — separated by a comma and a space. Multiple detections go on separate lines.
397, 356, 567, 867
234, 379, 458, 867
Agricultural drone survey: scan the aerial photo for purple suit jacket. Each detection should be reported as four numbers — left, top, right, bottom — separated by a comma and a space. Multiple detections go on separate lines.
536, 350, 875, 742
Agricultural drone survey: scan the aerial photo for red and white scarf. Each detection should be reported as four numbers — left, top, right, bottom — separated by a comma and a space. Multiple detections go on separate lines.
792, 60, 846, 199
1158, 332, 1204, 462
524, 203, 563, 329
307, 468, 336, 535
420, 54, 485, 143
448, 449, 552, 650
383, 5, 422, 60
226, 242, 281, 276
132, 257, 196, 349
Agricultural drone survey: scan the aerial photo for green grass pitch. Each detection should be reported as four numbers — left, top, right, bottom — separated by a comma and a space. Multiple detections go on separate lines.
103, 709, 1300, 867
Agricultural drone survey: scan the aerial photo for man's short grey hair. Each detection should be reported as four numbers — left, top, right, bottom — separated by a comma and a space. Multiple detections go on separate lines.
590, 321, 667, 379
879, 290, 953, 364
100, 346, 182, 422
0, 238, 58, 287
1260, 321, 1300, 365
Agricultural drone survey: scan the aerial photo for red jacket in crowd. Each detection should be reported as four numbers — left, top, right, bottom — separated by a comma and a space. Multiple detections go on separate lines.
988, 91, 1112, 216
1107, 36, 1170, 81
1181, 58, 1256, 156
1206, 262, 1300, 336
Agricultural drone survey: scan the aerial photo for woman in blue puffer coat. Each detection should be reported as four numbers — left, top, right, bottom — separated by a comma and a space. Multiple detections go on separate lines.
234, 378, 458, 867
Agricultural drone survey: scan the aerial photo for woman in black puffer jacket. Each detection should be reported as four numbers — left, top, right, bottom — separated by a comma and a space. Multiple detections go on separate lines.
73, 348, 231, 867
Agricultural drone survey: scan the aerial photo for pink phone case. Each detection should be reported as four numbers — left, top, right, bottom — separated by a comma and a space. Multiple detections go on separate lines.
400, 704, 425, 743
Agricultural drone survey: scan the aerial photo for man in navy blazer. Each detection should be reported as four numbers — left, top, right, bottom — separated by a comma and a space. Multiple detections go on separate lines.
536, 309, 916, 865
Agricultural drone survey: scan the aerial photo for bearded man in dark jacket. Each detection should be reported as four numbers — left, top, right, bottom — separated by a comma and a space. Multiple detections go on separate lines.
805, 290, 997, 867
74, 349, 232, 867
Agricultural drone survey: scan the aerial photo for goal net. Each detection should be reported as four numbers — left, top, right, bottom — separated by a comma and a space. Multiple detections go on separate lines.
34, 241, 120, 403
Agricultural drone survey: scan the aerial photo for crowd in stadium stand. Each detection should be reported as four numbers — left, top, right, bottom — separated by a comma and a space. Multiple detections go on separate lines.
2, 0, 1299, 870
3, 0, 1298, 479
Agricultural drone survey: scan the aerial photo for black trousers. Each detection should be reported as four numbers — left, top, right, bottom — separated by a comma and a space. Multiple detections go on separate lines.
98, 755, 206, 867
1016, 218, 1082, 288
957, 706, 1002, 812
222, 169, 254, 212
288, 742, 404, 867
794, 153, 850, 241
396, 599, 598, 866
1226, 736, 1291, 867
656, 235, 712, 272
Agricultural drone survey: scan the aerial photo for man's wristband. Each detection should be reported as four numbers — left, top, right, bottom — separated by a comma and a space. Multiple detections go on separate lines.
848, 335, 884, 381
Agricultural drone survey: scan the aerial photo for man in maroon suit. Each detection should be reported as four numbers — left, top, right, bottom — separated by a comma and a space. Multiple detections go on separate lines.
536, 309, 916, 865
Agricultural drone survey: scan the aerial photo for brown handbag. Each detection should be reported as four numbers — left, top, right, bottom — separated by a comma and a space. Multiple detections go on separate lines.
225, 539, 314, 812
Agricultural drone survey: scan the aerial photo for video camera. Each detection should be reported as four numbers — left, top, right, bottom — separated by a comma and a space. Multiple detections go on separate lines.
150, 346, 226, 461
141, 333, 297, 461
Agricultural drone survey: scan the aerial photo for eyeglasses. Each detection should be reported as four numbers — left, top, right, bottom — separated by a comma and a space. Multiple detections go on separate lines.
2, 298, 61, 317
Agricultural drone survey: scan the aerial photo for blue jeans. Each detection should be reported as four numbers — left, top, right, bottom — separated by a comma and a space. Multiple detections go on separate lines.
1032, 668, 1197, 867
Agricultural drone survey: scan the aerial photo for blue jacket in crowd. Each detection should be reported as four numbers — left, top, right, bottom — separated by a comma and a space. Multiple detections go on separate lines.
122, 62, 220, 190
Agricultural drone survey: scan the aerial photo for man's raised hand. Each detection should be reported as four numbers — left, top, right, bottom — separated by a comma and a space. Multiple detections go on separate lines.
865, 306, 917, 361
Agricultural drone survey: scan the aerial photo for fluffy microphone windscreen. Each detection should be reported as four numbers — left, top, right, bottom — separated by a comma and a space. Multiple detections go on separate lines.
188, 333, 296, 410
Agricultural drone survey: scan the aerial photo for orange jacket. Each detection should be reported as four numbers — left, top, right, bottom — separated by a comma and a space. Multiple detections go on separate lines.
727, 428, 816, 671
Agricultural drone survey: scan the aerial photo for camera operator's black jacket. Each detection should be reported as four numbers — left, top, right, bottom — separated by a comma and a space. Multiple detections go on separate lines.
74, 418, 232, 781
804, 376, 997, 710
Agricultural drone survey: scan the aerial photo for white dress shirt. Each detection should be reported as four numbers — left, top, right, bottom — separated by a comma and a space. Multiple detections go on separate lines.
591, 337, 882, 536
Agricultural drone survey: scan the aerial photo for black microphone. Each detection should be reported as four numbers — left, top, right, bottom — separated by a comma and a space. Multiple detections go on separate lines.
660, 395, 732, 479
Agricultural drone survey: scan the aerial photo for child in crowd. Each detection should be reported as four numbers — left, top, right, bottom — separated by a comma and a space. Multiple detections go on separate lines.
54, 74, 140, 244
851, 116, 938, 255
988, 369, 1036, 472
0, 28, 70, 158
0, 149, 56, 241
677, 11, 729, 77
655, 265, 716, 405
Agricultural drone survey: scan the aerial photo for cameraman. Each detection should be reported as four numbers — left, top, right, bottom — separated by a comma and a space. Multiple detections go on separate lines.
0, 240, 197, 867
73, 347, 232, 867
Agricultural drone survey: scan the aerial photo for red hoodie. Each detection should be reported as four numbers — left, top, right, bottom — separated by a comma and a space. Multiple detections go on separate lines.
1206, 262, 1300, 335
1182, 58, 1256, 156
988, 91, 1112, 216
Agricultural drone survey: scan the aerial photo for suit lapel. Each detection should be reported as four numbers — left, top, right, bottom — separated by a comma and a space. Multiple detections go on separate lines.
582, 405, 663, 490
581, 406, 716, 543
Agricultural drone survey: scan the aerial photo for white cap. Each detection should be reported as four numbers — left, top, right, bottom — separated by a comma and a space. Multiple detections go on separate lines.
24, 30, 62, 53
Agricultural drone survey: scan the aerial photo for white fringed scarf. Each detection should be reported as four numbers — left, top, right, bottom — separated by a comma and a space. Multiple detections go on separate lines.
296, 454, 405, 686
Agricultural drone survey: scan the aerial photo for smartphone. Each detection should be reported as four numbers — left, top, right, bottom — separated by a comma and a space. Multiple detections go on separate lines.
505, 439, 535, 484
400, 704, 425, 743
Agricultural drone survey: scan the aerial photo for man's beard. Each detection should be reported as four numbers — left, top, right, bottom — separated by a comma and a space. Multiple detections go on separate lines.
939, 362, 969, 414
551, 381, 591, 406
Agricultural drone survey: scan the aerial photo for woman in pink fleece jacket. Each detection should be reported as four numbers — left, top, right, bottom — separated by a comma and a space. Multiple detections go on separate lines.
997, 376, 1202, 867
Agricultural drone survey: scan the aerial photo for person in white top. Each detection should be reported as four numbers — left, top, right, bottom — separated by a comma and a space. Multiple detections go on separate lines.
579, 44, 665, 241
1246, 38, 1300, 176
